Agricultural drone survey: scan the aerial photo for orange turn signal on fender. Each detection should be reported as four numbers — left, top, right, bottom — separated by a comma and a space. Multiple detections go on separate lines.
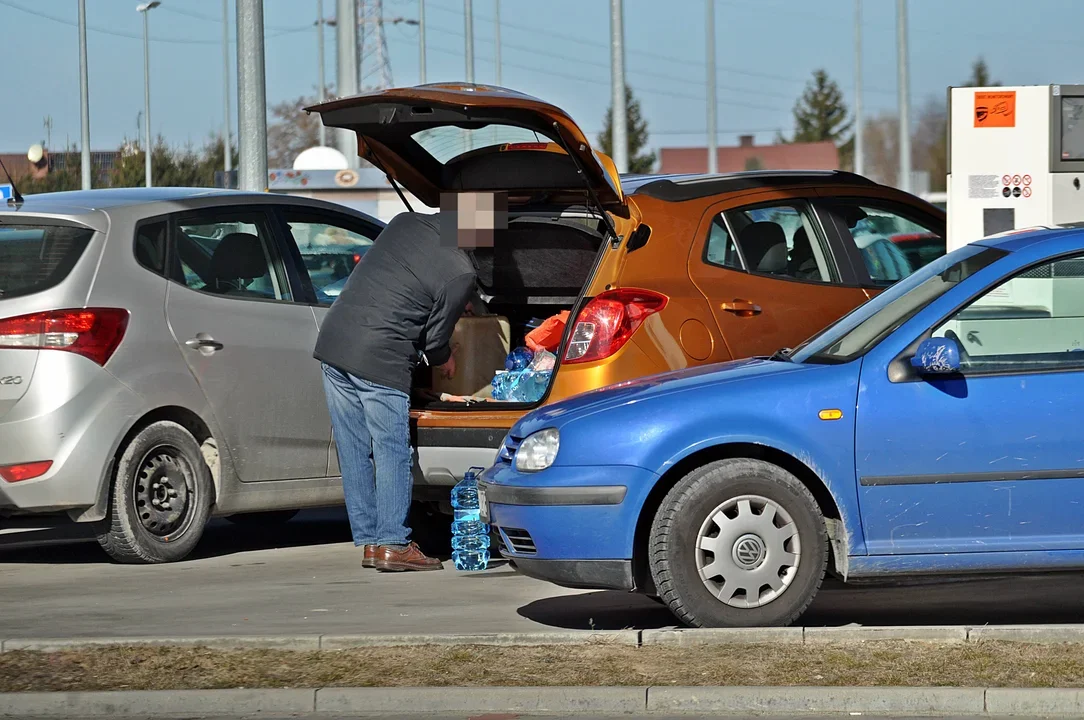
818, 409, 843, 421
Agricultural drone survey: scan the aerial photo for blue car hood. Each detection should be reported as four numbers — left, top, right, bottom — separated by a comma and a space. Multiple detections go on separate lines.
518, 358, 820, 434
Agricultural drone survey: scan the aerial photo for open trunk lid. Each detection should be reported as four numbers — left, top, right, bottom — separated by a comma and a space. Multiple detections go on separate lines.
305, 84, 626, 212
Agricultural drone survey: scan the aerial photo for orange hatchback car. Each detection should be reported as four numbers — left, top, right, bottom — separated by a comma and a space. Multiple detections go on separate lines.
310, 84, 946, 506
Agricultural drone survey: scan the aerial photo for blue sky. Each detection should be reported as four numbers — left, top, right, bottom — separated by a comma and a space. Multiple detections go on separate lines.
2, 0, 1082, 162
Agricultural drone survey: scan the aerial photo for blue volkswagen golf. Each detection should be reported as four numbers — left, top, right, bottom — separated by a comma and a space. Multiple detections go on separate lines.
479, 225, 1084, 627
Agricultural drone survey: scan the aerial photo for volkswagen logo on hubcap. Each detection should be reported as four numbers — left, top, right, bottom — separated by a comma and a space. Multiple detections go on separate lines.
732, 533, 766, 569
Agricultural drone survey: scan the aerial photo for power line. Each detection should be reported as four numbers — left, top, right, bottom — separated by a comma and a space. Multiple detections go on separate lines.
423, 0, 897, 97
424, 27, 791, 113
0, 0, 310, 44
157, 4, 302, 32
424, 44, 781, 111
427, 44, 787, 113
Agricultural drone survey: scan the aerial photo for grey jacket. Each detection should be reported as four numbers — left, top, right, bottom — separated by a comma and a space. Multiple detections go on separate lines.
313, 212, 477, 394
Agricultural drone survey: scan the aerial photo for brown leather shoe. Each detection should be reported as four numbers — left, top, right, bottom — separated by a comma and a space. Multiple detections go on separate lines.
374, 542, 444, 572
361, 544, 377, 569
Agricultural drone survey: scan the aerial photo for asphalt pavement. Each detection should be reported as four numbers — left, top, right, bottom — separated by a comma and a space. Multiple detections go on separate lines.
3, 507, 1084, 638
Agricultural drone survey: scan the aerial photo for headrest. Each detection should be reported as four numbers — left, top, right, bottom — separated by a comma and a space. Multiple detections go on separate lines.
790, 227, 812, 261
210, 233, 268, 281
738, 222, 787, 272
757, 243, 789, 273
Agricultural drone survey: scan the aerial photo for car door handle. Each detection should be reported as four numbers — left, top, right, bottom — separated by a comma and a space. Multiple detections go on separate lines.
721, 300, 762, 317
185, 334, 224, 353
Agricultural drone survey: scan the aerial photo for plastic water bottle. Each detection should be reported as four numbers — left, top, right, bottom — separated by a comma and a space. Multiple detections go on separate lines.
503, 370, 550, 403
505, 346, 534, 371
450, 467, 490, 571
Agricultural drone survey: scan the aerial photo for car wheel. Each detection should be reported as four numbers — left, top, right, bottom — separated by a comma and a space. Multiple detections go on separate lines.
648, 459, 827, 628
225, 510, 299, 526
96, 421, 214, 564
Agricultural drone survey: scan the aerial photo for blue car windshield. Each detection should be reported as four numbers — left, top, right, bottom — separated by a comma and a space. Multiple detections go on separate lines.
789, 244, 1007, 364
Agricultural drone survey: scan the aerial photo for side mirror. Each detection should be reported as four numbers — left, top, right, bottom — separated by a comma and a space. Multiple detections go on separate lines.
910, 337, 961, 375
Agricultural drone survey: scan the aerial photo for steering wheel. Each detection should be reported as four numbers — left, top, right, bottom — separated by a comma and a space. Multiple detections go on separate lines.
943, 329, 971, 366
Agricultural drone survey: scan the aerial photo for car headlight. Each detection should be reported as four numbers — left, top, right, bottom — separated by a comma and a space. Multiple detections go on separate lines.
515, 429, 560, 473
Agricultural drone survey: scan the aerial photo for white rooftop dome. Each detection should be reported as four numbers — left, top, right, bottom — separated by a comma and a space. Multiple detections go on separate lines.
293, 146, 349, 170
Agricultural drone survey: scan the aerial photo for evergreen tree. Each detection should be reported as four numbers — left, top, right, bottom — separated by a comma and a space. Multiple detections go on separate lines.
598, 86, 657, 174
784, 69, 852, 145
966, 57, 999, 87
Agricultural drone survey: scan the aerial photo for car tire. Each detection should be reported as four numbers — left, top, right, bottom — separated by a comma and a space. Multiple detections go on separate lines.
648, 459, 828, 628
96, 421, 214, 564
225, 510, 299, 526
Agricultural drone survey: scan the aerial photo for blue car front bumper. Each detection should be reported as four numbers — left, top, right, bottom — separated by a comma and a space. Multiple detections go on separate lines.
478, 463, 658, 592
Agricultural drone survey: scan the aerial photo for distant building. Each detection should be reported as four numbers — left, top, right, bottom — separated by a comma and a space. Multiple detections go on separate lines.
261, 167, 432, 223
659, 135, 839, 174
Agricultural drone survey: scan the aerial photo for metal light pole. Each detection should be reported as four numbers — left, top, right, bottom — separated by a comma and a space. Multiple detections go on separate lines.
854, 0, 864, 177
705, 0, 716, 174
418, 0, 426, 83
896, 0, 911, 192
316, 0, 327, 146
137, 2, 160, 188
494, 0, 501, 85
609, 0, 628, 174
335, 0, 359, 167
78, 0, 91, 189
222, 0, 232, 173
464, 0, 474, 83
236, 0, 268, 191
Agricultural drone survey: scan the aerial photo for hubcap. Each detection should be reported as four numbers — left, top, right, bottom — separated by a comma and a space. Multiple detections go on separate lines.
133, 449, 193, 537
732, 533, 766, 569
695, 494, 801, 609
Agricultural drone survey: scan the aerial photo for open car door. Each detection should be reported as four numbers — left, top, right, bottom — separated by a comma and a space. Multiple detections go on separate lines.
305, 84, 626, 214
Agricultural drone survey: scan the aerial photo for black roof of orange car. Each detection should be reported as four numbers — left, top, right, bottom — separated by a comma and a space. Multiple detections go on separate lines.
620, 170, 878, 202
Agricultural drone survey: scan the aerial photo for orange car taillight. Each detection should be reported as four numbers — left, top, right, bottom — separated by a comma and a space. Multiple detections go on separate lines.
563, 289, 669, 364
0, 308, 130, 366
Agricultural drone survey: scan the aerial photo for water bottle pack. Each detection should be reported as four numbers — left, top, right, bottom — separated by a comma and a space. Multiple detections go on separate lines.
450, 467, 490, 571
491, 347, 556, 403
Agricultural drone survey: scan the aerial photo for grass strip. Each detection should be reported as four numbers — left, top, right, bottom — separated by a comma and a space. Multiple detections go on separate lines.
1, 641, 1082, 693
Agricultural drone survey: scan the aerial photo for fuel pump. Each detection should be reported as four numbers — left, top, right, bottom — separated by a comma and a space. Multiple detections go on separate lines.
947, 84, 1084, 251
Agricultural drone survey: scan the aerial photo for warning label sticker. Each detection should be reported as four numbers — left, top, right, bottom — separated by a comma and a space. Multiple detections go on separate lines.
975, 90, 1017, 128
969, 174, 1002, 198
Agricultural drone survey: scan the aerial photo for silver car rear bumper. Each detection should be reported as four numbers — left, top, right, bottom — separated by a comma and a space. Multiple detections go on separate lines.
0, 352, 142, 516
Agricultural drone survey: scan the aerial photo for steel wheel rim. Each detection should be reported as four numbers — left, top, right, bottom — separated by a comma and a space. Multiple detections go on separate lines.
132, 445, 195, 539
695, 494, 801, 608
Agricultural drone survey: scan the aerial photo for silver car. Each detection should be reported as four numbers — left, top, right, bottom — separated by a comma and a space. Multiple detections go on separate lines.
0, 188, 383, 563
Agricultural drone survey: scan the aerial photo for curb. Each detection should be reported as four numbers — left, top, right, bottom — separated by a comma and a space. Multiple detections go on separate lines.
8, 686, 1084, 717
7, 624, 1084, 651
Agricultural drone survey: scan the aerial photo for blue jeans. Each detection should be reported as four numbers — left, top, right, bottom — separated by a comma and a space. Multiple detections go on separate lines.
321, 363, 413, 547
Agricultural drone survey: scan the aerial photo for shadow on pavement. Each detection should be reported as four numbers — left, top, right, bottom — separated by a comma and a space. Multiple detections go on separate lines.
518, 574, 1084, 630
0, 505, 473, 565
799, 574, 1084, 626
0, 508, 357, 564
518, 591, 678, 630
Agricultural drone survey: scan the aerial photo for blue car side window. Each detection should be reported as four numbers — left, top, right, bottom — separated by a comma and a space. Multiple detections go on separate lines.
932, 252, 1084, 374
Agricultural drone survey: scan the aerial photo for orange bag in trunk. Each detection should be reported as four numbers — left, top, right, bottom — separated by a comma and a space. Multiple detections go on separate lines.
525, 311, 570, 353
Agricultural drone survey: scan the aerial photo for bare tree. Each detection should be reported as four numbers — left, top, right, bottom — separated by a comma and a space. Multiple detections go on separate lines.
267, 93, 326, 169
862, 113, 900, 187
913, 97, 948, 192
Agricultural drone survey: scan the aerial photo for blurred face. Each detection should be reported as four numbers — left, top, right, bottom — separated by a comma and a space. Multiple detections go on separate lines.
439, 192, 509, 248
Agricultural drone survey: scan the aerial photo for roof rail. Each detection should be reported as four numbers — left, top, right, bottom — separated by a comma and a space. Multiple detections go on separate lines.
627, 170, 877, 202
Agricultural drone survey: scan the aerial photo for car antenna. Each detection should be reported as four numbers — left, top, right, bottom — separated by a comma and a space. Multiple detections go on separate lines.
549, 121, 622, 249
0, 158, 25, 207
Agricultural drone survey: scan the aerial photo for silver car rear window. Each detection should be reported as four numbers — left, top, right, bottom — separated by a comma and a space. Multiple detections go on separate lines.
0, 224, 94, 300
